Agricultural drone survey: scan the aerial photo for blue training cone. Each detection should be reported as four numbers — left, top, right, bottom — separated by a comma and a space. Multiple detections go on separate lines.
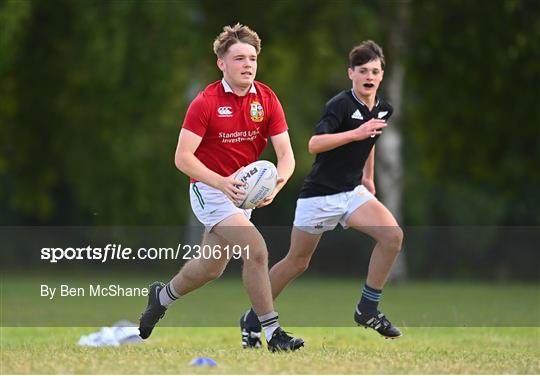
189, 357, 218, 367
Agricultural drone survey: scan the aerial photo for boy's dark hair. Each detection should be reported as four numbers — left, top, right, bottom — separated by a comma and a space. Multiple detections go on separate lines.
349, 40, 385, 69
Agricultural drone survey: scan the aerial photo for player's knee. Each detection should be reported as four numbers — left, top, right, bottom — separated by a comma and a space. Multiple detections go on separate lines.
289, 255, 310, 274
383, 226, 403, 252
244, 247, 268, 266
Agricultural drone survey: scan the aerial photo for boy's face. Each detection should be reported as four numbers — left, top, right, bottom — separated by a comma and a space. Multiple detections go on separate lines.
217, 42, 257, 90
348, 59, 384, 98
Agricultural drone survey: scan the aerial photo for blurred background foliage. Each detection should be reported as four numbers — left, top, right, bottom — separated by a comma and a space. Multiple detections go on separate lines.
0, 0, 540, 280
2, 0, 539, 226
1, 0, 539, 279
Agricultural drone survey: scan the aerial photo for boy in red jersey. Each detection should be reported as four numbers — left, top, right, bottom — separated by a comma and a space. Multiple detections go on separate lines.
138, 23, 303, 352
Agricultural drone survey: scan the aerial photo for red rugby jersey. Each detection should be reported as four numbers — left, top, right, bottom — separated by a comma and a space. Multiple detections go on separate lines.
181, 79, 288, 181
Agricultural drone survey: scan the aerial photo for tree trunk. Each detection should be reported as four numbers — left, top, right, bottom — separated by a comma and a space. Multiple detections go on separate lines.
378, 0, 410, 281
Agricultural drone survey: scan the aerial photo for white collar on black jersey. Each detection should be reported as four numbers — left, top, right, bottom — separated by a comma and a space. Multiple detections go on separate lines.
222, 79, 257, 94
350, 89, 379, 108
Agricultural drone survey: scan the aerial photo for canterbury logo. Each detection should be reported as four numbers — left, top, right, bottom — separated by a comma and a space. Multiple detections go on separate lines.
217, 106, 233, 117
377, 111, 388, 119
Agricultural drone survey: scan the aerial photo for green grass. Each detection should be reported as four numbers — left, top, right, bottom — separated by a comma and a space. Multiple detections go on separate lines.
2, 276, 539, 373
2, 274, 539, 326
1, 327, 539, 374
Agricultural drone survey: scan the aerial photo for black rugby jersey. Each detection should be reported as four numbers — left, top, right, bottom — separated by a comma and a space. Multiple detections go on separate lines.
299, 90, 393, 198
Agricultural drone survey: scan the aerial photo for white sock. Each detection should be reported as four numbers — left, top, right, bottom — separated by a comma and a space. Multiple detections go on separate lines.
158, 282, 180, 307
258, 311, 280, 341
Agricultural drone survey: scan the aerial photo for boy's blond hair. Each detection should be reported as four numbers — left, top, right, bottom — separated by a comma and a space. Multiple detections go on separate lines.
213, 23, 261, 58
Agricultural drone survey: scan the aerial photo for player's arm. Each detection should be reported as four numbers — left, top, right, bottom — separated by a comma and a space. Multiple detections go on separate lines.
272, 131, 295, 187
175, 128, 245, 204
258, 131, 295, 208
308, 118, 387, 154
362, 146, 376, 194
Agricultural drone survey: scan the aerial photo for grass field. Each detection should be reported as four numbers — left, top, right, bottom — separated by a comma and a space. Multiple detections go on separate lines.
1, 326, 539, 374
2, 274, 539, 327
1, 275, 539, 373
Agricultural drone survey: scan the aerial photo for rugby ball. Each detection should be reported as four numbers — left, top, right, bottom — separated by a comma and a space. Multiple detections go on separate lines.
235, 160, 278, 209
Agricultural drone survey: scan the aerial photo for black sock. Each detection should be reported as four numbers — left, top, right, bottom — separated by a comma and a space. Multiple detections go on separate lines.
245, 307, 261, 329
357, 284, 382, 315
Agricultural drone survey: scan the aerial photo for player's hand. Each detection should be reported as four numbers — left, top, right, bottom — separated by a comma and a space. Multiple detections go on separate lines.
217, 168, 246, 205
350, 119, 387, 141
362, 177, 376, 195
256, 177, 285, 208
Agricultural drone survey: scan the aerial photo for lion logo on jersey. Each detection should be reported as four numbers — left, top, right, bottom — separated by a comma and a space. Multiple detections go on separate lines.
249, 101, 264, 122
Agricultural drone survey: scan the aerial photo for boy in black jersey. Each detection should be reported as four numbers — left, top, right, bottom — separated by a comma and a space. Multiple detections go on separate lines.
240, 41, 402, 348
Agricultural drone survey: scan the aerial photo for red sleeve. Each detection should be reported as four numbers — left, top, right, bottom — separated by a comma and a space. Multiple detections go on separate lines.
268, 93, 288, 136
181, 93, 209, 137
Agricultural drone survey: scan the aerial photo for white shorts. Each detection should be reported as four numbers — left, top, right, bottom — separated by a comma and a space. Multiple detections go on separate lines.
293, 185, 375, 234
189, 182, 252, 232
